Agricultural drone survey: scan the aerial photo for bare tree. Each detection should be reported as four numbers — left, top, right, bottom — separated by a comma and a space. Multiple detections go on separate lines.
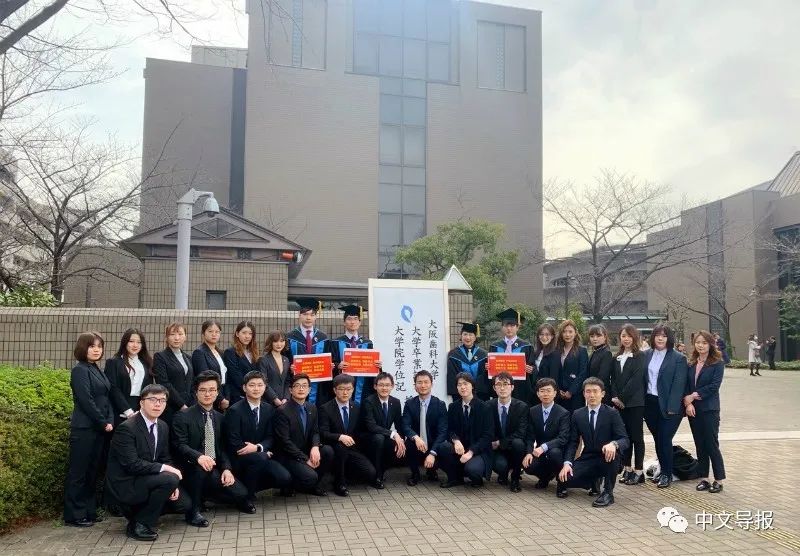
543, 169, 729, 323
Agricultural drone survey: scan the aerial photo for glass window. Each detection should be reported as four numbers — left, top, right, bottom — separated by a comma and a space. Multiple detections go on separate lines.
402, 166, 425, 185
403, 96, 426, 125
379, 213, 402, 250
354, 0, 379, 33
380, 125, 402, 164
354, 33, 379, 74
379, 36, 403, 77
427, 0, 451, 43
403, 0, 427, 39
206, 291, 227, 310
380, 76, 403, 95
380, 94, 402, 124
402, 185, 425, 215
477, 21, 502, 89
402, 214, 425, 244
237, 248, 252, 260
427, 42, 449, 82
380, 0, 402, 36
403, 39, 426, 79
379, 183, 402, 212
403, 126, 425, 166
504, 24, 526, 92
380, 164, 402, 184
403, 78, 426, 98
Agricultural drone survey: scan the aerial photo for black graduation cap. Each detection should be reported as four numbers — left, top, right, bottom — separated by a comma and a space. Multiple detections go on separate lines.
496, 308, 523, 325
457, 321, 481, 336
295, 297, 322, 313
341, 304, 365, 320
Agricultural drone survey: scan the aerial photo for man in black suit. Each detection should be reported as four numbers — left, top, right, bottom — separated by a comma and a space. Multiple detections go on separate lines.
319, 373, 378, 496
402, 370, 448, 486
273, 373, 334, 496
106, 384, 193, 541
523, 377, 570, 490
362, 372, 406, 488
223, 371, 292, 502
329, 304, 382, 406
172, 371, 252, 520
439, 373, 493, 488
556, 377, 630, 507
487, 372, 529, 492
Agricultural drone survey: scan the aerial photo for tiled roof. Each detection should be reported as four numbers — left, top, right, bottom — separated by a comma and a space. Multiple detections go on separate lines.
766, 151, 800, 197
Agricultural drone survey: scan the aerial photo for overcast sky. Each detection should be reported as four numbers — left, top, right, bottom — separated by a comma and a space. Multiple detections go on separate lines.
53, 0, 800, 254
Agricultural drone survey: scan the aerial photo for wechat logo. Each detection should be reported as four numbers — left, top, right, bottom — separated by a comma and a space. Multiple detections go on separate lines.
657, 507, 688, 533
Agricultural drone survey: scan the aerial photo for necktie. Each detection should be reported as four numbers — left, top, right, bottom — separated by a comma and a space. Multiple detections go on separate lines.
350, 336, 358, 348
505, 339, 512, 353
341, 406, 350, 429
204, 412, 216, 459
590, 409, 596, 431
500, 405, 508, 435
382, 401, 389, 426
542, 408, 549, 424
252, 406, 259, 425
419, 401, 428, 445
305, 329, 313, 354
148, 423, 157, 460
466, 348, 472, 361
299, 405, 308, 432
463, 404, 470, 423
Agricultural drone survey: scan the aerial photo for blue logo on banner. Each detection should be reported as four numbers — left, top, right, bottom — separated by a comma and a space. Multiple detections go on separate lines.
400, 305, 413, 323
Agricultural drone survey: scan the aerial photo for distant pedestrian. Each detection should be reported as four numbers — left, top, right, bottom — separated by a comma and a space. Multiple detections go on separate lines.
713, 333, 730, 366
747, 334, 762, 376
765, 336, 777, 370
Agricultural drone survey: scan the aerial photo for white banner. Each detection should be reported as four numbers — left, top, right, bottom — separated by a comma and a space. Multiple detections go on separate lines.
368, 278, 450, 407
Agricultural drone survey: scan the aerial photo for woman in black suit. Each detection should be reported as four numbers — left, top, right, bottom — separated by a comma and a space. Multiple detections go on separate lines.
555, 320, 589, 412
685, 330, 726, 493
106, 328, 154, 426
222, 320, 259, 406
532, 323, 558, 381
587, 324, 614, 405
153, 322, 194, 424
610, 323, 647, 485
64, 331, 114, 527
259, 330, 292, 407
191, 319, 229, 410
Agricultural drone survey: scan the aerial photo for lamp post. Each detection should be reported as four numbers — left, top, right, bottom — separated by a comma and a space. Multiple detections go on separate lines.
175, 188, 219, 310
564, 269, 571, 318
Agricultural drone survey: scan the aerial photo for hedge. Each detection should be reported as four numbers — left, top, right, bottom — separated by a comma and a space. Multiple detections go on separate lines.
727, 359, 800, 370
0, 365, 72, 534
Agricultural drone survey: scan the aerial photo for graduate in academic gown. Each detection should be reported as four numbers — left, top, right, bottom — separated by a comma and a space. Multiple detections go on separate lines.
284, 298, 330, 406
489, 308, 536, 405
447, 322, 490, 401
329, 305, 382, 406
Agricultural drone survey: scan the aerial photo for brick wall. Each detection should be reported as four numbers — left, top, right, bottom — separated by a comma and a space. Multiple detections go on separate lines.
0, 292, 473, 369
141, 259, 288, 310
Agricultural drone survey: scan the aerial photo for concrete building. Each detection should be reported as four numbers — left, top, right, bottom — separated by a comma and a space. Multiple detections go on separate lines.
647, 151, 800, 360
139, 0, 543, 306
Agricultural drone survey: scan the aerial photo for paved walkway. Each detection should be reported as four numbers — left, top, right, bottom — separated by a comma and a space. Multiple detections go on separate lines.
2, 368, 799, 555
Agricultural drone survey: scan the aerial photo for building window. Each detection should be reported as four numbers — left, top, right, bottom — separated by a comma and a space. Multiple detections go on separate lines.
237, 248, 252, 260
268, 0, 327, 70
190, 246, 200, 258
477, 21, 526, 92
206, 290, 227, 310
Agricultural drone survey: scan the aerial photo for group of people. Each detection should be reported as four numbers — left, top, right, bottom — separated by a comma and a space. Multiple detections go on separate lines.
61, 298, 727, 542
747, 333, 778, 374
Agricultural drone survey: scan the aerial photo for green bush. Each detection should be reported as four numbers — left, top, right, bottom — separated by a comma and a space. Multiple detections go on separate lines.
0, 365, 72, 534
727, 359, 800, 370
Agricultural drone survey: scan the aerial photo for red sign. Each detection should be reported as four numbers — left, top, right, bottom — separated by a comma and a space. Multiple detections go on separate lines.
293, 353, 333, 382
343, 348, 381, 377
487, 352, 527, 379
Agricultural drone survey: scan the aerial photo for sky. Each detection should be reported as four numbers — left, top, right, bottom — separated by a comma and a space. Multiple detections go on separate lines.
45, 0, 800, 255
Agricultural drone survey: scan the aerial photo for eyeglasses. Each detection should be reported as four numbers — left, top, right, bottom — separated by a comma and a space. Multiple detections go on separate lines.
197, 388, 218, 395
494, 382, 512, 387
143, 397, 168, 405
292, 383, 310, 390
335, 386, 354, 392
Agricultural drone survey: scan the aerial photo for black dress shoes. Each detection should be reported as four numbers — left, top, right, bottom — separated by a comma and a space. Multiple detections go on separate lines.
619, 470, 631, 484
696, 480, 711, 491
556, 486, 568, 498
185, 512, 210, 528
239, 503, 257, 514
534, 479, 549, 489
127, 522, 158, 541
311, 486, 328, 497
588, 478, 602, 495
440, 479, 464, 488
334, 485, 350, 497
407, 474, 420, 486
279, 487, 295, 497
624, 472, 644, 485
497, 474, 509, 486
509, 479, 521, 493
425, 470, 439, 482
64, 518, 94, 527
592, 492, 614, 507
708, 481, 723, 493
372, 477, 385, 489
657, 475, 672, 488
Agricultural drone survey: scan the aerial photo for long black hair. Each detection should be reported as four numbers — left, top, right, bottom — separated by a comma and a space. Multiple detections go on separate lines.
114, 328, 154, 376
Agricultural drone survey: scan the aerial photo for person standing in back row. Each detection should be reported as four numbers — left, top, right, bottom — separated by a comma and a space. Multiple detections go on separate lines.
555, 320, 589, 412
285, 298, 329, 405
489, 308, 535, 405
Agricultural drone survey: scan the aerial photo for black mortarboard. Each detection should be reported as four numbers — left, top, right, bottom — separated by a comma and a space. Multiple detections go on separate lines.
496, 308, 523, 325
295, 297, 322, 313
457, 321, 480, 336
341, 304, 365, 320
